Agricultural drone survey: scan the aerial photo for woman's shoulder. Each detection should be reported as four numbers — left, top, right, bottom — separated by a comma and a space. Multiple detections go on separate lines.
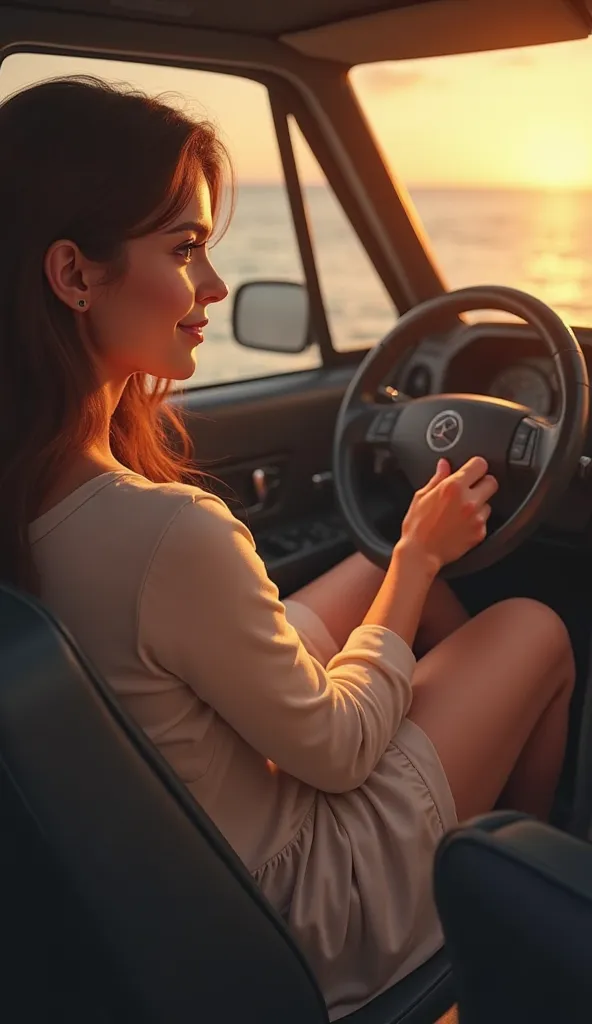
101, 470, 225, 512
108, 472, 251, 552
125, 475, 261, 608
32, 469, 247, 561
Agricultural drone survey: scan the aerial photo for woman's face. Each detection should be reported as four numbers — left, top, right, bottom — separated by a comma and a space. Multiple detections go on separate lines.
87, 173, 228, 383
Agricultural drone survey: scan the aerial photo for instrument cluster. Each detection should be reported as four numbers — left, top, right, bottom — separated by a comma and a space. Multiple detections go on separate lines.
487, 361, 557, 416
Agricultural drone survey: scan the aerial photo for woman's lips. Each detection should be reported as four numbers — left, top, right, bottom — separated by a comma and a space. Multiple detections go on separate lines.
179, 320, 207, 344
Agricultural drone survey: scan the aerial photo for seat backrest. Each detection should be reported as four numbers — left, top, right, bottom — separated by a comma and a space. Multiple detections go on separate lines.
0, 585, 328, 1023
434, 811, 592, 1024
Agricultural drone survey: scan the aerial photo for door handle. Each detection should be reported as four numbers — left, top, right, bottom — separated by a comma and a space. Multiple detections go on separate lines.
246, 465, 281, 515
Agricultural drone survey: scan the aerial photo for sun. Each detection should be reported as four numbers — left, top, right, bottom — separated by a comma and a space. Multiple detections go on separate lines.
520, 124, 592, 190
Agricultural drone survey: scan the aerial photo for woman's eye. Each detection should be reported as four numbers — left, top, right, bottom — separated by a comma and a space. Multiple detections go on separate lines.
176, 241, 201, 262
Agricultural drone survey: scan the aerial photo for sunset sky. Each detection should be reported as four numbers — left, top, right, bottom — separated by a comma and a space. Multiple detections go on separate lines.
2, 32, 592, 190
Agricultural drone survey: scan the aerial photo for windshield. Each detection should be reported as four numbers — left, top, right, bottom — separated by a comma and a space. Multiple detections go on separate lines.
350, 37, 592, 325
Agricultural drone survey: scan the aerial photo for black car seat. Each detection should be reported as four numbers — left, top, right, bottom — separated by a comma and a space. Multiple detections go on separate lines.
434, 811, 592, 1023
0, 585, 453, 1024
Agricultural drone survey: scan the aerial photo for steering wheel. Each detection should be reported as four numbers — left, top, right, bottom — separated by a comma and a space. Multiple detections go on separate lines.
333, 286, 589, 577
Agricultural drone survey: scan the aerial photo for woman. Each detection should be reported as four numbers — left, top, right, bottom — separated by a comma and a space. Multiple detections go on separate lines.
0, 76, 574, 1019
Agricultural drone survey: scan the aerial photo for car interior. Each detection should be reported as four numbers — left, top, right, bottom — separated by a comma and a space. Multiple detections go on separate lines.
3, 0, 592, 1021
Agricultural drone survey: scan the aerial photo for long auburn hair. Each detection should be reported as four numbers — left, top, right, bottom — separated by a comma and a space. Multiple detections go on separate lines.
0, 74, 232, 591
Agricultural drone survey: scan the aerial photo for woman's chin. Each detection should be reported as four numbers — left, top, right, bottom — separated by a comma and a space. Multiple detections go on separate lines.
138, 348, 198, 383
163, 352, 198, 382
176, 359, 198, 381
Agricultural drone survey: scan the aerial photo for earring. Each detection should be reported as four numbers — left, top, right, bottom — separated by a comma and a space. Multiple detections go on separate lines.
77, 299, 87, 309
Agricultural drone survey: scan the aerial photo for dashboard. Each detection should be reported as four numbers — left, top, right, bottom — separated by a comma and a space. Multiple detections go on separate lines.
397, 321, 592, 540
487, 361, 556, 417
401, 322, 592, 416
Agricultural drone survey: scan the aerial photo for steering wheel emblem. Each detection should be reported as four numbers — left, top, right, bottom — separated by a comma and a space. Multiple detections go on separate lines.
426, 410, 464, 452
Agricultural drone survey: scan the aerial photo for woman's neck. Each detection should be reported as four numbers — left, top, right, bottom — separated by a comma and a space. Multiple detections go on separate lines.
36, 379, 131, 517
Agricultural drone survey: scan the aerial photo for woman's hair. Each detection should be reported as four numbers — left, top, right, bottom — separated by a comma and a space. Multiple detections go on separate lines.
0, 74, 232, 590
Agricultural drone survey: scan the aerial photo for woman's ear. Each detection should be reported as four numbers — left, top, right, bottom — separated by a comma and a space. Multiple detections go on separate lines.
44, 239, 96, 312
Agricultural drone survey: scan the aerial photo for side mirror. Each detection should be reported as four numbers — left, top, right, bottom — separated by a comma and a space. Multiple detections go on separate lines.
232, 280, 310, 354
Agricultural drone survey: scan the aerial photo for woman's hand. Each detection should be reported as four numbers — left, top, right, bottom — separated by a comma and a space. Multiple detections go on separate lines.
362, 456, 497, 649
399, 456, 498, 574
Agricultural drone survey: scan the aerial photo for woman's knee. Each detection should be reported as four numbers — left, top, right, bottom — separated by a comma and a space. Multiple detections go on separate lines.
480, 597, 575, 693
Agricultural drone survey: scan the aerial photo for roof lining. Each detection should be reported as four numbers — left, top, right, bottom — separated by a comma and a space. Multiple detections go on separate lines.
283, 0, 590, 62
1, 0, 589, 67
1, 0, 433, 40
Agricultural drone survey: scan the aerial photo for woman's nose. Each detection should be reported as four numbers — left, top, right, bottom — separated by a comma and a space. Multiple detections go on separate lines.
198, 263, 228, 306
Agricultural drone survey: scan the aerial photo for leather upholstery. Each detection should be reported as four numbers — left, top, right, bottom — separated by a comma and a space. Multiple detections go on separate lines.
435, 810, 592, 1023
0, 585, 452, 1023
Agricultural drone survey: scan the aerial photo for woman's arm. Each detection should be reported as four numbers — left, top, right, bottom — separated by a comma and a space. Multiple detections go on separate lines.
286, 550, 468, 658
140, 460, 494, 794
369, 455, 496, 649
363, 540, 439, 647
139, 494, 416, 794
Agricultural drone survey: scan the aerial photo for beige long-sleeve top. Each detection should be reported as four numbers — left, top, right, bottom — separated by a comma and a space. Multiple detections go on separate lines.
31, 470, 453, 1019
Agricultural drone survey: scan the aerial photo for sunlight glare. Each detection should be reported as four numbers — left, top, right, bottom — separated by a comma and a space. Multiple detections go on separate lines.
520, 125, 592, 190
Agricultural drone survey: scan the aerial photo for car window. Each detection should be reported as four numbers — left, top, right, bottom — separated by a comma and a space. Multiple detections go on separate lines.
0, 52, 322, 386
350, 38, 592, 326
289, 119, 397, 350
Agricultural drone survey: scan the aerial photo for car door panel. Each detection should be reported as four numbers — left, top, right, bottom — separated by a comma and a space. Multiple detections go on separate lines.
175, 364, 359, 594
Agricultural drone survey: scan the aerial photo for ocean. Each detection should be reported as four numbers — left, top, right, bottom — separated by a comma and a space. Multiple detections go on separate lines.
188, 185, 592, 388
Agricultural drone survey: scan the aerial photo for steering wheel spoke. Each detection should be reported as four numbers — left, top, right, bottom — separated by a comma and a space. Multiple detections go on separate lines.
508, 417, 557, 474
342, 398, 407, 448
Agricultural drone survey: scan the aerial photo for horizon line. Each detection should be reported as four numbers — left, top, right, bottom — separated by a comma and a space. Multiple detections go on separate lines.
236, 180, 592, 193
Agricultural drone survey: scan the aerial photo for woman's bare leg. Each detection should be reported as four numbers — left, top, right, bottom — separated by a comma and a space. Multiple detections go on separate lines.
291, 561, 573, 820
292, 560, 573, 821
290, 552, 468, 654
290, 553, 385, 649
408, 598, 574, 821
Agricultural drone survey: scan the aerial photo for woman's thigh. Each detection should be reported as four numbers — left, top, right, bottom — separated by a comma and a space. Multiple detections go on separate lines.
407, 598, 574, 821
286, 552, 385, 652
286, 552, 468, 655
